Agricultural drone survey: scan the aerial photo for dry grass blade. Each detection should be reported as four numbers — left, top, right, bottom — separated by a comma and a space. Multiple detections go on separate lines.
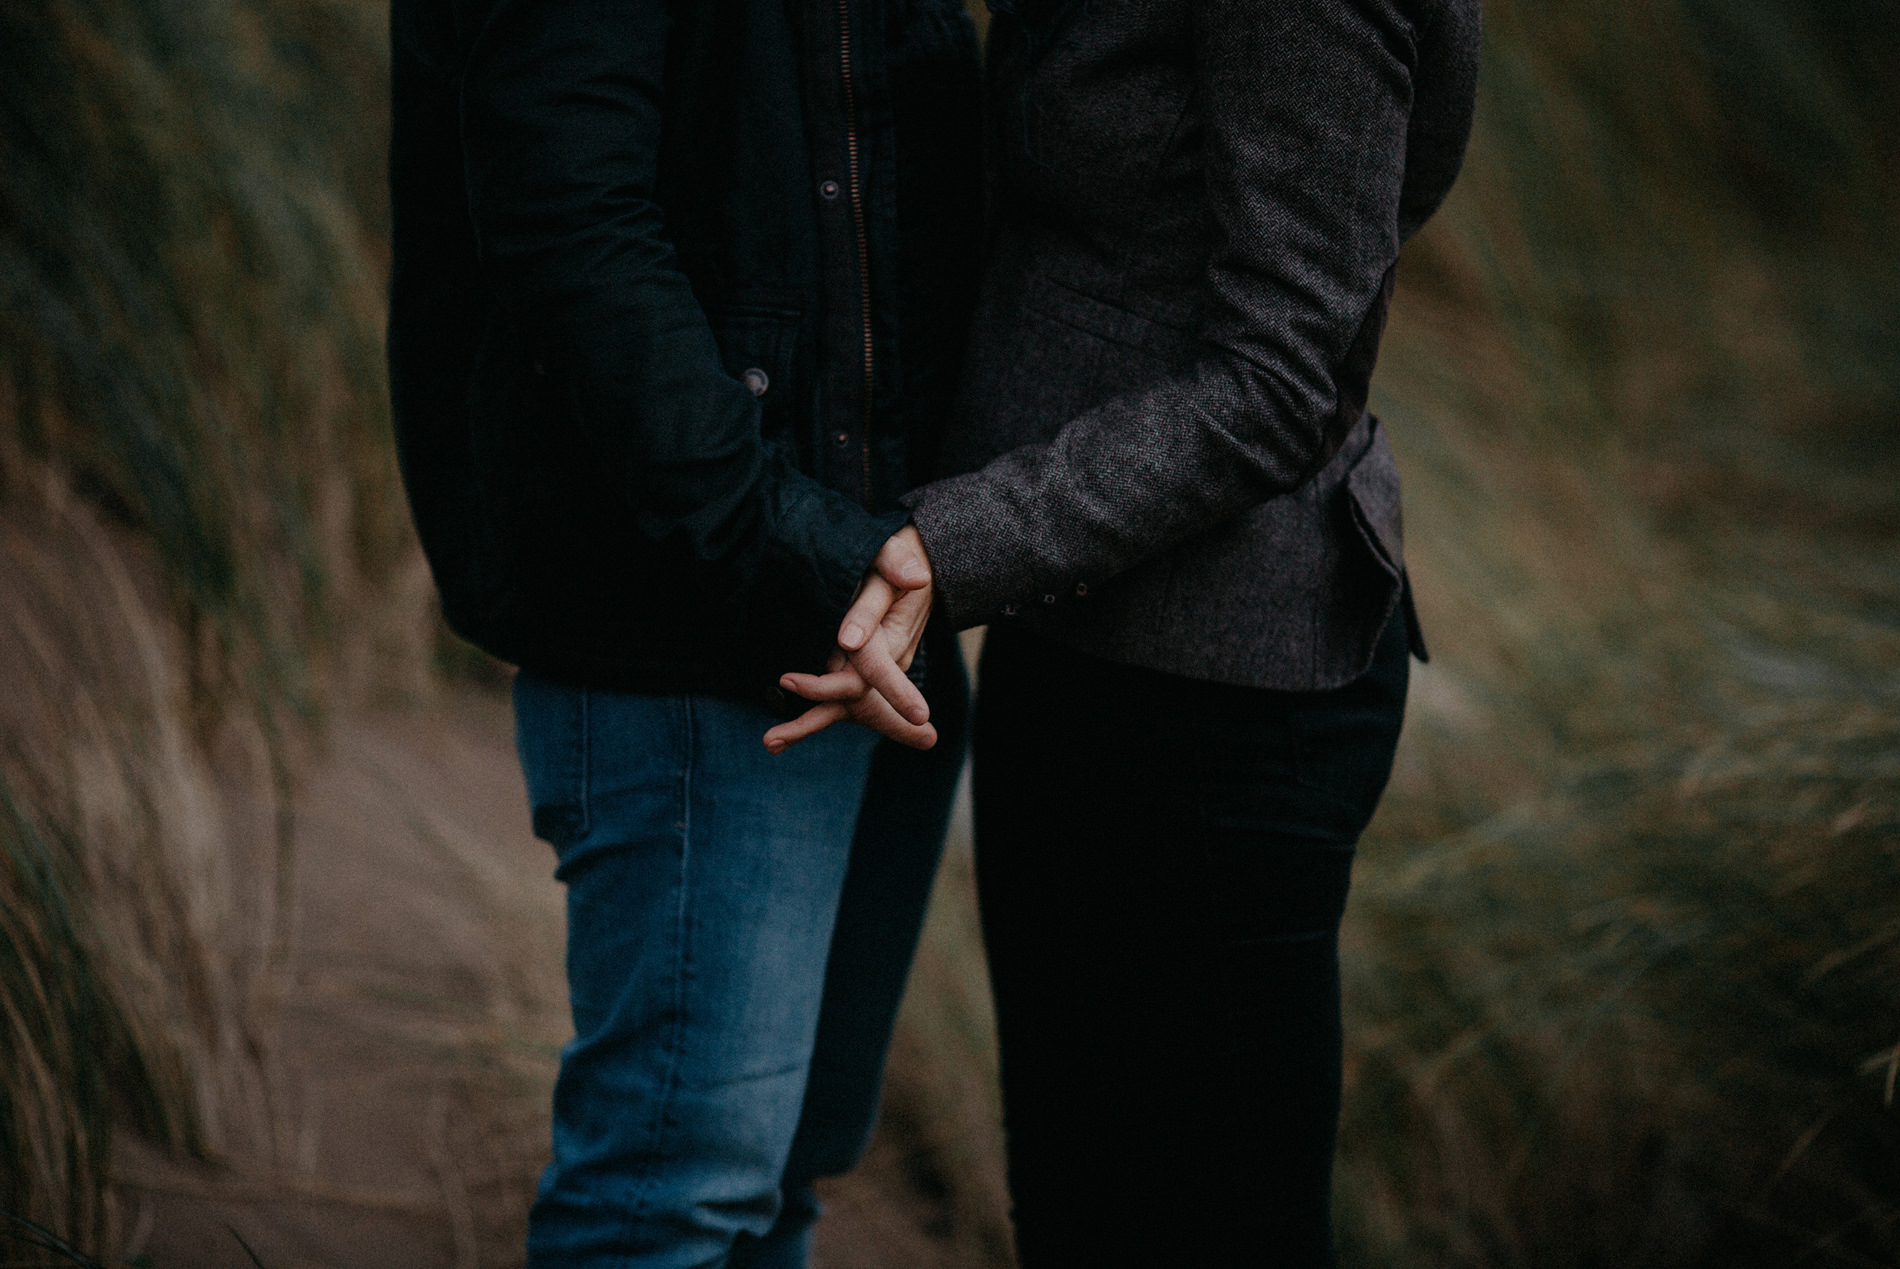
226, 1225, 269, 1269
1856, 1043, 1900, 1110
0, 1212, 109, 1268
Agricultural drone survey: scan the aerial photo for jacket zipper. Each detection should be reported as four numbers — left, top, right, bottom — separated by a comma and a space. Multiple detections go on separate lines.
837, 0, 875, 507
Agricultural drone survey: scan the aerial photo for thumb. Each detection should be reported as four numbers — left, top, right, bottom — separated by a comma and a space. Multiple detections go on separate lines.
839, 574, 898, 651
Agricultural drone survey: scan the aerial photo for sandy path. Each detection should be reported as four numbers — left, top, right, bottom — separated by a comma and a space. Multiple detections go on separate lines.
110, 686, 1005, 1268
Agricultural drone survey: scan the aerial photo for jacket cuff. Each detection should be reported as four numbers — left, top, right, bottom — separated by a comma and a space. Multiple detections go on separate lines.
750, 487, 911, 675
903, 475, 1025, 630
799, 494, 914, 626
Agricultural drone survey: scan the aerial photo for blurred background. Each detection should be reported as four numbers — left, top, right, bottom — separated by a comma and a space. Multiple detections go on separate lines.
1, 0, 1895, 1264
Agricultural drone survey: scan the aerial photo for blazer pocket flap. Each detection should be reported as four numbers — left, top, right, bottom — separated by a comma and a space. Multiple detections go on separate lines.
1022, 274, 1197, 354
1345, 419, 1404, 576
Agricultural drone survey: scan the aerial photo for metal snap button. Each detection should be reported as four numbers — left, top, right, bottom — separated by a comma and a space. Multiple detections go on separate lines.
820, 180, 841, 200
1075, 582, 1089, 596
832, 430, 851, 447
742, 367, 769, 396
1042, 593, 1056, 604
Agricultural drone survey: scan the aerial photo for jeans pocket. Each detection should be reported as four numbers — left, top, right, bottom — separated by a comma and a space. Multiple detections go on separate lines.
513, 672, 589, 848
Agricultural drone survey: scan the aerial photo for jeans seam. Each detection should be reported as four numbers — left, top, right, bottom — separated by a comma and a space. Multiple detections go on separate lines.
623, 696, 694, 1238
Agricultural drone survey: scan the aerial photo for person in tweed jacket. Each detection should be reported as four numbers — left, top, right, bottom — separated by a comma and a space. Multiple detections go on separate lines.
772, 0, 1480, 1260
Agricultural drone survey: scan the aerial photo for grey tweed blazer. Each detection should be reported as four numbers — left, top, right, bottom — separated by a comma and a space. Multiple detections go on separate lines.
905, 0, 1481, 689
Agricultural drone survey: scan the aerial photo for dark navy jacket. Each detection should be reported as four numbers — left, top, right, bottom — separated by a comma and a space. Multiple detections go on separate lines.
389, 0, 982, 694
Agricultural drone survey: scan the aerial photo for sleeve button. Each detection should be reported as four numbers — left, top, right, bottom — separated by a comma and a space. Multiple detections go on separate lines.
743, 368, 770, 396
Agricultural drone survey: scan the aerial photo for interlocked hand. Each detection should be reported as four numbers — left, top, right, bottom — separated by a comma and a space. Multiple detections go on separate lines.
764, 526, 937, 753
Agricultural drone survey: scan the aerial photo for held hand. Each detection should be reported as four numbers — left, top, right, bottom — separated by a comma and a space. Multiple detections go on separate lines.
838, 526, 933, 724
763, 527, 936, 753
763, 641, 937, 753
766, 580, 935, 751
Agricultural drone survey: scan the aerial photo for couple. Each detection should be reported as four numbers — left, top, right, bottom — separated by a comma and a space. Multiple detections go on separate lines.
388, 0, 1479, 1264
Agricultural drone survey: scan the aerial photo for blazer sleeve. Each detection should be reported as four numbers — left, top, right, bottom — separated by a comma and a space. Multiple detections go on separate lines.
905, 0, 1462, 628
455, 0, 906, 642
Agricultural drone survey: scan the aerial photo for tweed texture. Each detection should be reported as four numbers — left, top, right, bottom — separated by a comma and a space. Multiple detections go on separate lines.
905, 0, 1480, 689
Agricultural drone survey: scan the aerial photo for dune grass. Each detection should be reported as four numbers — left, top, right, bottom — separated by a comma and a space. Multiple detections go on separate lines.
1331, 0, 1900, 1262
0, 0, 415, 1251
2, 0, 1896, 1261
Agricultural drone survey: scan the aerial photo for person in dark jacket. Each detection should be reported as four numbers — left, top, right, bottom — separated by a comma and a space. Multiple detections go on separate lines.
773, 0, 1481, 1261
386, 0, 983, 1262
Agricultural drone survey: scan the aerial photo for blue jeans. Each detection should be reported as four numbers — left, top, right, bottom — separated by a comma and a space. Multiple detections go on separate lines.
514, 648, 967, 1268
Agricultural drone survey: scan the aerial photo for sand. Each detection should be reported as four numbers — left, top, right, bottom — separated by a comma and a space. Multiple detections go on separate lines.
108, 687, 993, 1269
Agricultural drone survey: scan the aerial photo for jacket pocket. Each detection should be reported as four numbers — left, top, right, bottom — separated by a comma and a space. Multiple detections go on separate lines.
704, 303, 802, 447
1322, 416, 1410, 682
1343, 416, 1404, 583
1022, 274, 1198, 355
979, 275, 1196, 451
1342, 416, 1431, 661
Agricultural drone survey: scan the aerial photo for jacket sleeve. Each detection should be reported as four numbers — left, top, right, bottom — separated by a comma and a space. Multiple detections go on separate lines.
455, 0, 905, 642
905, 0, 1474, 628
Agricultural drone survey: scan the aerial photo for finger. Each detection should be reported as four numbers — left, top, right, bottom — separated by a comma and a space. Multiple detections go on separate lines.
885, 586, 933, 671
839, 574, 898, 651
764, 701, 849, 753
780, 668, 870, 703
850, 687, 938, 751
852, 638, 929, 725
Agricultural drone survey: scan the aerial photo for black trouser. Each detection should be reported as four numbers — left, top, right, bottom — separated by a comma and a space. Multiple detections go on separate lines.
973, 608, 1410, 1267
